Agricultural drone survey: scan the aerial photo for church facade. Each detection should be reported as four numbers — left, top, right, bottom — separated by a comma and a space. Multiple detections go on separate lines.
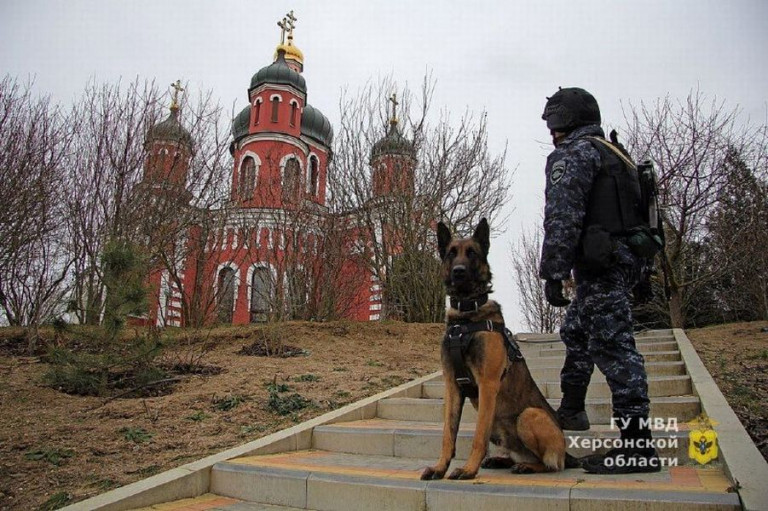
139, 13, 414, 327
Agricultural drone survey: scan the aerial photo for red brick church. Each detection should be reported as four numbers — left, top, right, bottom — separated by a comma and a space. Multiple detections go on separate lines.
138, 12, 415, 327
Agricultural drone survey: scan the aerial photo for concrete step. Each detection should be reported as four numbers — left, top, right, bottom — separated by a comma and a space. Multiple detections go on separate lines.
210, 450, 739, 510
525, 350, 681, 367
516, 330, 675, 345
421, 374, 692, 399
131, 494, 310, 510
529, 360, 686, 381
312, 419, 691, 460
537, 341, 679, 357
543, 374, 692, 399
377, 396, 701, 425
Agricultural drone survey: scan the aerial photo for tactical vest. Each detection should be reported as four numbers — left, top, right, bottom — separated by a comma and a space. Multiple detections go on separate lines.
583, 136, 644, 235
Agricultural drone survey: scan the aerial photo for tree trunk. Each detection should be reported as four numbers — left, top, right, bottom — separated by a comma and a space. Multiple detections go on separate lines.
668, 288, 685, 328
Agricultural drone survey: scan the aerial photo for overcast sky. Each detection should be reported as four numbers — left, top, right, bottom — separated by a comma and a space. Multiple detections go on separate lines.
2, 1, 766, 331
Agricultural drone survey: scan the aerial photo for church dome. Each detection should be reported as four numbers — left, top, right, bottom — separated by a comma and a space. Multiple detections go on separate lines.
371, 123, 415, 161
250, 51, 306, 94
301, 104, 333, 147
231, 105, 251, 142
147, 108, 193, 148
274, 41, 304, 67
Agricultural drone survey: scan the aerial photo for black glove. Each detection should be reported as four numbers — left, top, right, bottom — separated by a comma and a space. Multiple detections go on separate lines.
545, 279, 571, 307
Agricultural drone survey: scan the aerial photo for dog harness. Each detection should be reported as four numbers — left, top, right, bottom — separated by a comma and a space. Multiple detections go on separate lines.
443, 320, 524, 399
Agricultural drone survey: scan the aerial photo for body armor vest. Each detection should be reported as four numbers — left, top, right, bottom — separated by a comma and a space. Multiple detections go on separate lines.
583, 137, 644, 235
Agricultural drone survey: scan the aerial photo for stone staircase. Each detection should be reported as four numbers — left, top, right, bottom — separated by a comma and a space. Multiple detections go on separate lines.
67, 329, 768, 511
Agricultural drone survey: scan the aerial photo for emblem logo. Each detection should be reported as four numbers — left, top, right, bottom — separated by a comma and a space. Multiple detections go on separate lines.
686, 414, 719, 465
550, 160, 566, 184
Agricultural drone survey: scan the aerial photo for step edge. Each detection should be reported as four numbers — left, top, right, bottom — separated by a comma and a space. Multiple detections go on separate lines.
210, 458, 739, 507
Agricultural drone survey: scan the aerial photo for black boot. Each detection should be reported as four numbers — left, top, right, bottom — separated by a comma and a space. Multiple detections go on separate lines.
556, 383, 590, 431
582, 416, 660, 474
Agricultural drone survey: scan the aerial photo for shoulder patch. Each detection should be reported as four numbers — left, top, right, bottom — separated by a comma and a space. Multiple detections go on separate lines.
550, 159, 567, 184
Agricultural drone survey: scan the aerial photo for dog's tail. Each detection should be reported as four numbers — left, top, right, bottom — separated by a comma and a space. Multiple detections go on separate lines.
565, 452, 581, 469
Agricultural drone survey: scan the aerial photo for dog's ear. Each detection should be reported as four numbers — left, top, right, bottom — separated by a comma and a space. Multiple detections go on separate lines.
437, 221, 452, 259
473, 218, 490, 257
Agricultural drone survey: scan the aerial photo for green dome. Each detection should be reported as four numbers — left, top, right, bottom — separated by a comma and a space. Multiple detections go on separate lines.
370, 124, 415, 161
250, 51, 307, 95
301, 104, 333, 147
147, 108, 193, 147
232, 106, 251, 142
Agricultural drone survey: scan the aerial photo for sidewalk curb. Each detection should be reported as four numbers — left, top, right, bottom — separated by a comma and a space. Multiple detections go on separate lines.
674, 328, 768, 511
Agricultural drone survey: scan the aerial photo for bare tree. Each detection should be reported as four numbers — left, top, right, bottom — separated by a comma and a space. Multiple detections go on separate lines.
135, 89, 237, 328
63, 78, 162, 324
622, 90, 767, 327
60, 79, 234, 328
329, 74, 513, 321
511, 225, 567, 333
706, 147, 768, 321
0, 77, 74, 349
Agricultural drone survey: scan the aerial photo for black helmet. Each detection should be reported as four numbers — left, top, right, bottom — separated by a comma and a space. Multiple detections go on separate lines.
542, 87, 601, 131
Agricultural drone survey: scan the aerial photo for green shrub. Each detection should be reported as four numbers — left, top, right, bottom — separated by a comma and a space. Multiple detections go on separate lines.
39, 492, 71, 511
119, 427, 153, 444
25, 448, 73, 466
186, 410, 210, 422
212, 394, 247, 411
267, 389, 312, 416
43, 363, 108, 396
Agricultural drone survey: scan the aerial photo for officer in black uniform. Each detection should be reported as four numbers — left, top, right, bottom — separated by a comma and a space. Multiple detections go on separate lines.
539, 87, 659, 474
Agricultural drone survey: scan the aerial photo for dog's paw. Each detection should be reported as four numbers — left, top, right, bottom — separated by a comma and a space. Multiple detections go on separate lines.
447, 467, 477, 480
510, 463, 535, 474
420, 466, 445, 480
482, 456, 514, 469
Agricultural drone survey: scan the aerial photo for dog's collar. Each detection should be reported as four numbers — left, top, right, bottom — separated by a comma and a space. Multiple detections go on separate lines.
450, 293, 489, 312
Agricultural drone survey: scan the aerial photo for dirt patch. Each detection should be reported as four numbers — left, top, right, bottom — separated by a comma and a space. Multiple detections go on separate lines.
686, 320, 768, 463
0, 321, 443, 510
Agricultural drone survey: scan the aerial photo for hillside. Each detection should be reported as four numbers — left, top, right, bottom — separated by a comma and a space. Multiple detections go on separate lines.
0, 320, 765, 510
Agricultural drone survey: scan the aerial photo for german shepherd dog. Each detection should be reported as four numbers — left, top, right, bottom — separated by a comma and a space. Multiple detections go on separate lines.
421, 218, 576, 480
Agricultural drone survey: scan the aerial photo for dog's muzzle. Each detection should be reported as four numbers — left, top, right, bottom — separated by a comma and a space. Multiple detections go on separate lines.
451, 264, 467, 283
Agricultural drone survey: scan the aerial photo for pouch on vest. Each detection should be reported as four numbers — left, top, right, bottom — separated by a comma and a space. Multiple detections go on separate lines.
579, 224, 617, 271
626, 225, 664, 259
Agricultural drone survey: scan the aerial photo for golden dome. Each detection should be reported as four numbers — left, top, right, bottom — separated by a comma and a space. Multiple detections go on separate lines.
274, 40, 304, 65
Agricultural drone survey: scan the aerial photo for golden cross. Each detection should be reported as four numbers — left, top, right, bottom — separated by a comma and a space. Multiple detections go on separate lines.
170, 79, 185, 110
278, 11, 298, 44
286, 10, 297, 35
277, 17, 289, 44
389, 93, 399, 124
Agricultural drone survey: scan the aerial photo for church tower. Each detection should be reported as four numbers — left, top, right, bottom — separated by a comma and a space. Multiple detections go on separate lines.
213, 11, 335, 325
137, 81, 194, 327
370, 93, 416, 198
229, 10, 332, 210
143, 80, 193, 203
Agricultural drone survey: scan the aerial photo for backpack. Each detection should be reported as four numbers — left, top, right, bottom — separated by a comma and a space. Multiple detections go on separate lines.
584, 131, 664, 259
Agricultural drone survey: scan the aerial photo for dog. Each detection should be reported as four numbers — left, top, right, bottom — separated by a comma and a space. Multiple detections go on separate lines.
421, 218, 577, 480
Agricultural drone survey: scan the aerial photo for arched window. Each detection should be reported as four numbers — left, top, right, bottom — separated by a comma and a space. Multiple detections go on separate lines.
250, 267, 271, 323
283, 158, 301, 201
239, 156, 256, 200
308, 155, 319, 197
254, 99, 262, 125
290, 101, 298, 127
216, 267, 236, 324
271, 96, 280, 123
